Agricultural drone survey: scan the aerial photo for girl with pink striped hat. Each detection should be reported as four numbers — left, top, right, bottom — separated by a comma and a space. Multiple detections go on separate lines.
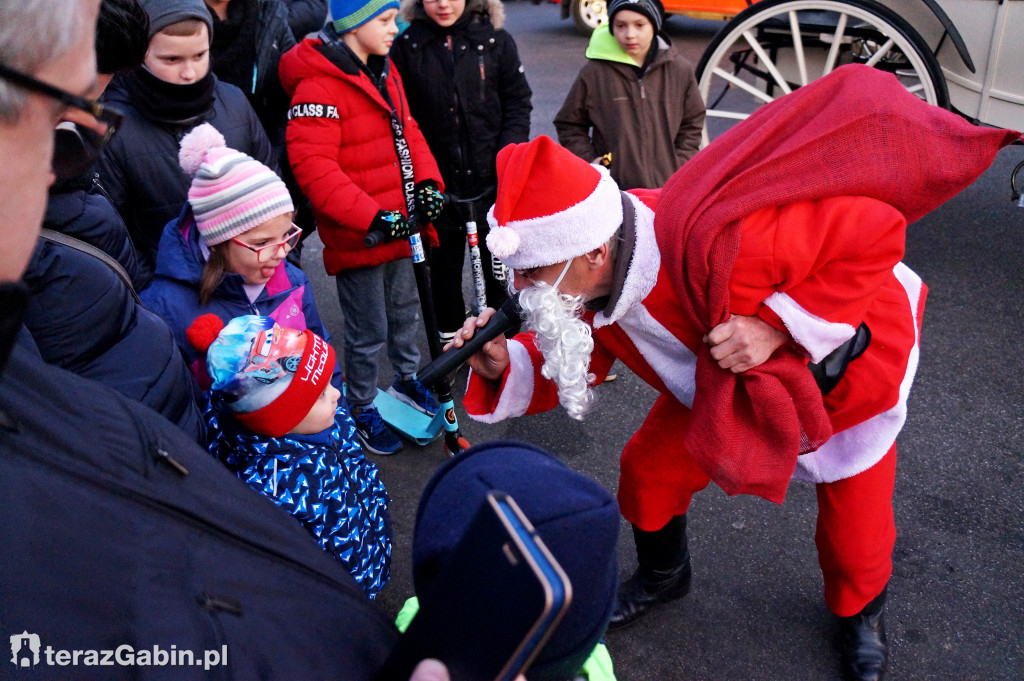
140, 123, 342, 393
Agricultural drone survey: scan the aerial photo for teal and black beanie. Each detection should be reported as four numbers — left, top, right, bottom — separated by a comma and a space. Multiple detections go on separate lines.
330, 0, 400, 33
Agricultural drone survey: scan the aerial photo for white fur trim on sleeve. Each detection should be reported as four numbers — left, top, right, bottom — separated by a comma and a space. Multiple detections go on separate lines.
764, 292, 856, 363
617, 304, 698, 408
465, 340, 535, 424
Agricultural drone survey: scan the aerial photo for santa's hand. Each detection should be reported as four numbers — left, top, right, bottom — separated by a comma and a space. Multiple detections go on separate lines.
705, 314, 789, 373
446, 308, 510, 381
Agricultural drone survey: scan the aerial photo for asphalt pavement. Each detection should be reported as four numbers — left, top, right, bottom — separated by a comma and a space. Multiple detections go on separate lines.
301, 4, 1024, 678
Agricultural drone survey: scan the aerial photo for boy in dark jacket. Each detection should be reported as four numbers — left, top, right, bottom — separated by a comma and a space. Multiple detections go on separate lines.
192, 314, 392, 597
554, 0, 705, 190
22, 0, 206, 445
280, 0, 445, 456
98, 0, 277, 286
391, 0, 532, 340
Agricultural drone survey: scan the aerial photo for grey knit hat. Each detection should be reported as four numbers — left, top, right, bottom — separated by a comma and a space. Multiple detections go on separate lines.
607, 0, 663, 32
138, 0, 213, 38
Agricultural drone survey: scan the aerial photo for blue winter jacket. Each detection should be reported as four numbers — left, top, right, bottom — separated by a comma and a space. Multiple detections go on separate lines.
21, 180, 205, 444
205, 401, 392, 597
140, 210, 342, 391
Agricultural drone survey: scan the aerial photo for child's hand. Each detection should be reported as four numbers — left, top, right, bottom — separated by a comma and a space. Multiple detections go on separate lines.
414, 180, 445, 223
370, 210, 415, 241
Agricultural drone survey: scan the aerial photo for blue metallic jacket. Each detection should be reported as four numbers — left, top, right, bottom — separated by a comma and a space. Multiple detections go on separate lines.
205, 401, 392, 598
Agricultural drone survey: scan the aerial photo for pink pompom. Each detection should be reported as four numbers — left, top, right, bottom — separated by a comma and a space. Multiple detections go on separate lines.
486, 226, 520, 259
178, 123, 226, 177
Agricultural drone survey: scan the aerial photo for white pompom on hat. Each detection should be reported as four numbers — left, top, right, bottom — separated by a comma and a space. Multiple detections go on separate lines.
485, 135, 623, 271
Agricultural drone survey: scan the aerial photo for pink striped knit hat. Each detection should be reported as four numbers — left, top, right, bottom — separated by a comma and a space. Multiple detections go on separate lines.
178, 124, 293, 246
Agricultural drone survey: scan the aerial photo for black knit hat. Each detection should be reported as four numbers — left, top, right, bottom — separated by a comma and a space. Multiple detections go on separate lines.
138, 0, 213, 39
607, 0, 664, 32
413, 440, 620, 681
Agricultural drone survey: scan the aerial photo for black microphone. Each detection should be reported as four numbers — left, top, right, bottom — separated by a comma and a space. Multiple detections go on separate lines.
416, 296, 523, 388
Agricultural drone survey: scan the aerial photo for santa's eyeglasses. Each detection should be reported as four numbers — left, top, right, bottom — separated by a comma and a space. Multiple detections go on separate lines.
0, 62, 124, 178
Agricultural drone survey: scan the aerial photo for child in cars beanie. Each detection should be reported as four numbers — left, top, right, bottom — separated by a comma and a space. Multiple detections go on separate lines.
187, 315, 336, 437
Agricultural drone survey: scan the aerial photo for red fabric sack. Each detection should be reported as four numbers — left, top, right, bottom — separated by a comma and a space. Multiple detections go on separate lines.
655, 64, 1020, 503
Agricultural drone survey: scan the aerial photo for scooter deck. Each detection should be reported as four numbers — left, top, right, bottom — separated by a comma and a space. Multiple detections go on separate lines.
373, 387, 445, 446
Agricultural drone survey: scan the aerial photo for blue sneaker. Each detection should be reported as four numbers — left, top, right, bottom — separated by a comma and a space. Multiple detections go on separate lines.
387, 375, 440, 416
352, 405, 403, 456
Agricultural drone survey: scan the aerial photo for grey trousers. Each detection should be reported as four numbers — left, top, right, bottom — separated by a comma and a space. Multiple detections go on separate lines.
335, 259, 422, 407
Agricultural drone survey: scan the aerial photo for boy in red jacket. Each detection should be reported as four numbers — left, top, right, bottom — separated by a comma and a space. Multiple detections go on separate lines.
280, 0, 444, 455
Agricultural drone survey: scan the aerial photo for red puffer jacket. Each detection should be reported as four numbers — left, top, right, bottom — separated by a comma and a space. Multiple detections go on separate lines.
280, 37, 441, 274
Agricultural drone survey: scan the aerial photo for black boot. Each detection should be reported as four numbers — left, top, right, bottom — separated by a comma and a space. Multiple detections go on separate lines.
839, 586, 889, 681
608, 514, 691, 630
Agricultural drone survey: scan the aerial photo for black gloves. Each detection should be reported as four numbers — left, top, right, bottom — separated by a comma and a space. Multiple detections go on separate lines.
370, 209, 415, 241
414, 180, 445, 223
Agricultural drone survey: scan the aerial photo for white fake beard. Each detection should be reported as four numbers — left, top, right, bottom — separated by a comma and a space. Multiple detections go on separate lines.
515, 282, 596, 420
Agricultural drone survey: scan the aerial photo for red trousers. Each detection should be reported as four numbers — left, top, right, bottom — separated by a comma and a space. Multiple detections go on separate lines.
619, 394, 896, 616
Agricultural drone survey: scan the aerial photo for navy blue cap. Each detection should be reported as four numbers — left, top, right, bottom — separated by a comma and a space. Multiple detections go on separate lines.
413, 440, 620, 681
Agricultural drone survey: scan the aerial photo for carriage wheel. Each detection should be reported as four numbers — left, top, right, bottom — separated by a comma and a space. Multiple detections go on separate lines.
696, 0, 948, 146
571, 0, 608, 37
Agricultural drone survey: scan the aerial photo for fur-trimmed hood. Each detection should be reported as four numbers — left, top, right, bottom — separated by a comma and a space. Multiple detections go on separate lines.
400, 0, 505, 30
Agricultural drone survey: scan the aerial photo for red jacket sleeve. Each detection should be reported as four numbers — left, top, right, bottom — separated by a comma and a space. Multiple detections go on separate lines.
285, 78, 383, 233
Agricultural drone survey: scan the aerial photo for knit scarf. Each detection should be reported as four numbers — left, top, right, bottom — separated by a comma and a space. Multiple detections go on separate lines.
129, 67, 216, 125
654, 64, 1019, 503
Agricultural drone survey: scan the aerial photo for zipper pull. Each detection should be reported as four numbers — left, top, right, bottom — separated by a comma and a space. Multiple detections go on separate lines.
155, 448, 189, 476
479, 55, 485, 100
198, 593, 244, 616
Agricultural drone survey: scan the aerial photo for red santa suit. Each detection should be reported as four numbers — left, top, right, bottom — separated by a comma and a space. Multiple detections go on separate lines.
470, 66, 1018, 617
464, 190, 922, 615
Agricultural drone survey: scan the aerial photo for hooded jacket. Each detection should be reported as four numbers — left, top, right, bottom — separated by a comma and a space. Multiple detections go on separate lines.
98, 73, 277, 286
554, 26, 705, 190
279, 32, 442, 274
140, 211, 340, 389
21, 179, 205, 445
390, 0, 532, 204
206, 402, 392, 598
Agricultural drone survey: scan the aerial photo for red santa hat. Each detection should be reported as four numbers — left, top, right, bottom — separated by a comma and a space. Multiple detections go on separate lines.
485, 135, 623, 271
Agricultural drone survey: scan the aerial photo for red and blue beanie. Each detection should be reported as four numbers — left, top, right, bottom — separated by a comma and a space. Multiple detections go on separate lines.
188, 314, 336, 437
413, 440, 620, 681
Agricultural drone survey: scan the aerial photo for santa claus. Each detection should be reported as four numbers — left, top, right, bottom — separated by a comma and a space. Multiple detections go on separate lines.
447, 65, 1018, 681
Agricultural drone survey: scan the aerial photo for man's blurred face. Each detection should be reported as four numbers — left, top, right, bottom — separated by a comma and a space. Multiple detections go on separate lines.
0, 0, 100, 281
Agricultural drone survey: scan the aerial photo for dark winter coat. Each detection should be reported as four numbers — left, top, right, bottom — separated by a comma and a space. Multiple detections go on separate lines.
279, 33, 442, 274
208, 0, 296, 147
21, 180, 205, 445
97, 74, 276, 286
206, 402, 392, 598
140, 211, 341, 389
554, 28, 706, 190
390, 0, 532, 207
281, 0, 329, 38
0, 285, 399, 680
